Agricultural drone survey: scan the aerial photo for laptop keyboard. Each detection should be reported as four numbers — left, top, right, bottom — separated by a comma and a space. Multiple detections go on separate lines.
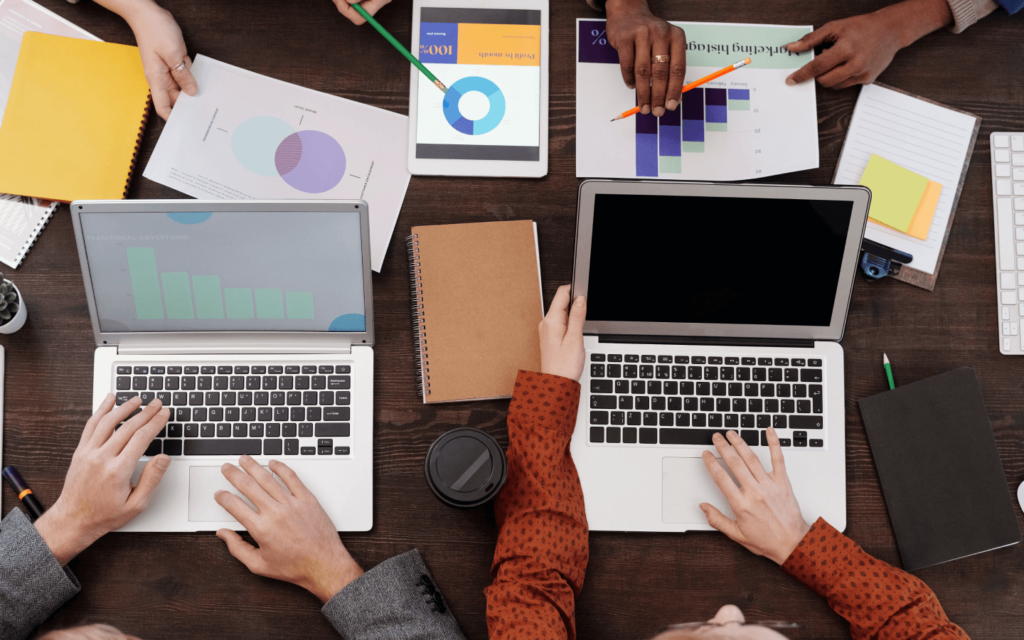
586, 354, 825, 449
112, 363, 353, 458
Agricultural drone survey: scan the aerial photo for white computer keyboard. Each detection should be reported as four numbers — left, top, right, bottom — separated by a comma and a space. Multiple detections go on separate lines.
992, 132, 1024, 354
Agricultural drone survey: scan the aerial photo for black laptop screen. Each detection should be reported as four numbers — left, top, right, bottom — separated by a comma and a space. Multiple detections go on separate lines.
586, 194, 854, 327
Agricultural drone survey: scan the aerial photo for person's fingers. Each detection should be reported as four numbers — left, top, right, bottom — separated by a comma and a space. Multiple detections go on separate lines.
80, 394, 116, 448
170, 55, 198, 97
665, 28, 686, 111
103, 400, 166, 456
221, 462, 273, 512
544, 285, 572, 329
700, 449, 743, 504
784, 24, 834, 53
649, 38, 670, 117
126, 454, 172, 513
634, 33, 652, 114
713, 432, 757, 490
617, 38, 636, 90
168, 86, 181, 108
216, 529, 269, 575
816, 62, 856, 89
91, 396, 143, 448
786, 47, 844, 86
120, 406, 171, 462
832, 75, 866, 91
268, 459, 312, 499
700, 503, 745, 542
334, 0, 366, 25
726, 430, 769, 483
149, 73, 173, 120
214, 490, 260, 531
238, 455, 290, 504
766, 427, 787, 477
356, 0, 391, 16
565, 296, 587, 342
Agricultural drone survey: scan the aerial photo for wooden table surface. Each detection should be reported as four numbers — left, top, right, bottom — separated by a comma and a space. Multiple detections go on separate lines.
3, 1, 1023, 638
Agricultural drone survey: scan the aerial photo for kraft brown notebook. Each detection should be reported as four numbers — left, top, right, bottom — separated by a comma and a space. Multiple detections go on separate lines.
407, 220, 543, 403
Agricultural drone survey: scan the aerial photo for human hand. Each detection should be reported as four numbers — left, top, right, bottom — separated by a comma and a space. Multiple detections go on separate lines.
605, 0, 686, 117
333, 0, 392, 25
539, 284, 586, 381
34, 394, 171, 566
215, 457, 364, 603
783, 0, 953, 89
699, 428, 811, 565
123, 0, 197, 119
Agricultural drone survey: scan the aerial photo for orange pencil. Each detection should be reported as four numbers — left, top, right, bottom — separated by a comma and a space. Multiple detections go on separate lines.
611, 58, 752, 121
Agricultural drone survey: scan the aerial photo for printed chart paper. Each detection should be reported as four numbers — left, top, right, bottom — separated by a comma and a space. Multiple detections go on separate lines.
144, 56, 412, 272
576, 20, 818, 181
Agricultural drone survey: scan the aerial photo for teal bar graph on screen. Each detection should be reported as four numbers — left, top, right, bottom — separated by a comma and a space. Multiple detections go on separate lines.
126, 247, 318, 323
225, 288, 254, 319
126, 248, 164, 319
192, 276, 224, 319
255, 289, 285, 319
161, 273, 194, 319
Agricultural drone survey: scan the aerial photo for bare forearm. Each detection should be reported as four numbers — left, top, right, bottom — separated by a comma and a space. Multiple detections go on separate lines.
877, 0, 954, 47
91, 0, 162, 26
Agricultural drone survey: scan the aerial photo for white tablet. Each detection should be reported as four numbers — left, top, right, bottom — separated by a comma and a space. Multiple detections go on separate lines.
408, 0, 548, 177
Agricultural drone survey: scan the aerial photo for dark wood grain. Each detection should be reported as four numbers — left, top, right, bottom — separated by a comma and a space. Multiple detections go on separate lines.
2, 1, 1023, 638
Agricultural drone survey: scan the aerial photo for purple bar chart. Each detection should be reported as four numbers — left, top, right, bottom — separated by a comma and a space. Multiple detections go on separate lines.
705, 88, 728, 132
658, 106, 681, 174
682, 88, 705, 153
635, 108, 658, 177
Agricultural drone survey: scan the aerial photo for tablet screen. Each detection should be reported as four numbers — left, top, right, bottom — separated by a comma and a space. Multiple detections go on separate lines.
416, 8, 541, 162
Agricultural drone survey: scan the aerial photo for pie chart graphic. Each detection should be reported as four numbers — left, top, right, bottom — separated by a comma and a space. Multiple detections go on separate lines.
442, 77, 505, 136
231, 117, 346, 193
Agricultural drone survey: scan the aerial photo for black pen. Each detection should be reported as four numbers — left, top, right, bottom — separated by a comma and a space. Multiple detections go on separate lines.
2, 466, 45, 520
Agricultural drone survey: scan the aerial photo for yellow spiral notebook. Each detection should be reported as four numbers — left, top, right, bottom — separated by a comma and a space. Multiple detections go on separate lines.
0, 33, 150, 202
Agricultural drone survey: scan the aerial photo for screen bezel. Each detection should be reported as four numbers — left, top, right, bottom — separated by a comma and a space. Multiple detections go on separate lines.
71, 199, 374, 350
407, 0, 549, 178
572, 180, 870, 342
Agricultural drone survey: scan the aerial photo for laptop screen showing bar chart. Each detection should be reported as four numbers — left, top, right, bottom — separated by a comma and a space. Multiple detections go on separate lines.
80, 210, 366, 333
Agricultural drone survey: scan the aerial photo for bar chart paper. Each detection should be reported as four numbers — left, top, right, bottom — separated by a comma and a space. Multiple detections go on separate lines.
576, 21, 819, 181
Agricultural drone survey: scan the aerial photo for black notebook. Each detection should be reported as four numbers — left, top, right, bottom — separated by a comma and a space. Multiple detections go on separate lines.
859, 367, 1020, 571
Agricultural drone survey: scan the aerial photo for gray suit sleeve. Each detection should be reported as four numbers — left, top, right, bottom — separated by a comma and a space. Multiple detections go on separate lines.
0, 509, 81, 640
321, 549, 467, 640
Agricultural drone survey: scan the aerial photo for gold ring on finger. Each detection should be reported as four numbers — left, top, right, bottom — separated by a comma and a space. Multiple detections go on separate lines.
652, 55, 670, 64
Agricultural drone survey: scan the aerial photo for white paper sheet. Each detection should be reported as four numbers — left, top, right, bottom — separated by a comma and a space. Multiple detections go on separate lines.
834, 84, 977, 275
0, 0, 97, 129
576, 20, 818, 181
144, 56, 412, 272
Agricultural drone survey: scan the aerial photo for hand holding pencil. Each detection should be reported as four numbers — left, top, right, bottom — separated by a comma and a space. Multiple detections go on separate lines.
612, 57, 752, 122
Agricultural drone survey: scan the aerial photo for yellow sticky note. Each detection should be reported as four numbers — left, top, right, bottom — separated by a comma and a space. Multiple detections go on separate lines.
860, 154, 929, 233
905, 180, 942, 240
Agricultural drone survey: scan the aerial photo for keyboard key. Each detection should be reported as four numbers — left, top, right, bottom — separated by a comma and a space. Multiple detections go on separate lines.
768, 368, 782, 381
790, 415, 824, 429
810, 385, 823, 413
229, 376, 245, 390
328, 376, 351, 390
590, 427, 604, 443
810, 439, 823, 448
198, 376, 212, 390
134, 366, 149, 375
608, 354, 623, 362
792, 358, 805, 367
611, 411, 625, 425
720, 367, 734, 381
741, 357, 756, 365
708, 413, 723, 427
623, 365, 637, 378
263, 439, 283, 456
175, 408, 190, 421
691, 356, 706, 365
185, 440, 261, 455
291, 407, 305, 421
268, 366, 283, 375
247, 423, 264, 438
163, 440, 183, 456
255, 392, 269, 405
740, 415, 754, 428
808, 359, 822, 367
116, 377, 131, 390
258, 407, 273, 421
708, 356, 722, 365
800, 368, 823, 382
165, 377, 179, 391
660, 429, 734, 446
299, 423, 314, 437
757, 415, 771, 429
132, 376, 147, 391
266, 423, 281, 437
262, 376, 277, 390
184, 366, 199, 375
757, 358, 772, 366
336, 446, 351, 455
185, 424, 199, 438
307, 407, 322, 421
692, 413, 706, 427
233, 424, 247, 437
607, 364, 621, 377
773, 415, 787, 429
638, 428, 658, 444
283, 423, 297, 437
673, 356, 689, 364
591, 379, 613, 394
324, 407, 350, 421
752, 368, 766, 381
285, 439, 299, 455
181, 377, 196, 390
144, 440, 161, 457
285, 366, 300, 374
748, 399, 763, 412
214, 376, 228, 390
606, 426, 621, 443
200, 423, 215, 437
659, 412, 673, 426
688, 366, 702, 380
797, 400, 811, 413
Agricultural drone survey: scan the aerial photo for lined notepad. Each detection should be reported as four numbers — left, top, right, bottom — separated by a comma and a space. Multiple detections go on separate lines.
834, 84, 978, 277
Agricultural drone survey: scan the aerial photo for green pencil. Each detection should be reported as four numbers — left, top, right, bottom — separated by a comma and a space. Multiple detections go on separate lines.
351, 3, 448, 93
883, 353, 896, 390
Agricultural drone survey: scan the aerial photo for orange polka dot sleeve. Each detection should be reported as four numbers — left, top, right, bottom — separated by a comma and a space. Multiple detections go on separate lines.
485, 371, 589, 640
783, 518, 969, 640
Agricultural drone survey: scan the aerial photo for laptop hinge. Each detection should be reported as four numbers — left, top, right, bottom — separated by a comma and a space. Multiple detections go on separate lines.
115, 343, 353, 356
597, 335, 816, 349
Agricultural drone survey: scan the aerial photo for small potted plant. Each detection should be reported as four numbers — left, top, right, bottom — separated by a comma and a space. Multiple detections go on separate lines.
0, 273, 26, 334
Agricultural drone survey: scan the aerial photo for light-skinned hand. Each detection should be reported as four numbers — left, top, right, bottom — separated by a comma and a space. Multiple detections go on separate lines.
334, 0, 392, 25
699, 428, 811, 565
215, 456, 364, 603
783, 0, 953, 90
539, 284, 587, 381
605, 0, 686, 117
35, 394, 171, 566
123, 0, 198, 119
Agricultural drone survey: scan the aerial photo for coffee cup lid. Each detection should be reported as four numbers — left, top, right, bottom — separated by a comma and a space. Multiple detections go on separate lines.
424, 428, 507, 508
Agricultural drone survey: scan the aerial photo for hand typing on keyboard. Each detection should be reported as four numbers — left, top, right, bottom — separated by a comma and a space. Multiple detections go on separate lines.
214, 456, 364, 603
699, 428, 811, 565
34, 394, 171, 565
539, 285, 587, 381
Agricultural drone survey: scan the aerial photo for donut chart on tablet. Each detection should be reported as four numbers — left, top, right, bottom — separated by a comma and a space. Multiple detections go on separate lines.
442, 76, 505, 136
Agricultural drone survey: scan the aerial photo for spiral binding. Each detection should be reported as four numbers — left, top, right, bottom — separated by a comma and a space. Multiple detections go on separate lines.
407, 234, 430, 397
7, 196, 56, 268
123, 93, 152, 198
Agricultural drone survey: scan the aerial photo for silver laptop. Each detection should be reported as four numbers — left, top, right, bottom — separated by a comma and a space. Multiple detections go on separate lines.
71, 200, 374, 532
570, 180, 870, 533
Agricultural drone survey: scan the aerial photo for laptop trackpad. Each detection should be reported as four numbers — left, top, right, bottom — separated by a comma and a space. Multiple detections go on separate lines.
188, 465, 275, 522
662, 457, 737, 524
